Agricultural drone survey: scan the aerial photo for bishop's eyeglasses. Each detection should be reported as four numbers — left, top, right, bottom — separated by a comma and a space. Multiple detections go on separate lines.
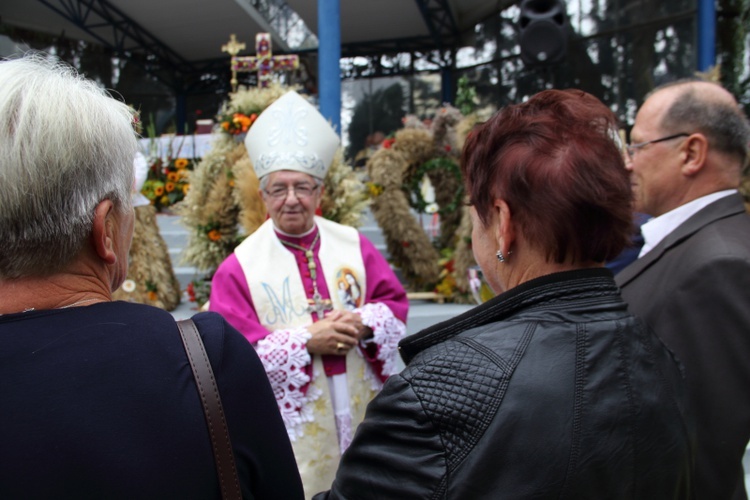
626, 133, 690, 158
264, 183, 320, 199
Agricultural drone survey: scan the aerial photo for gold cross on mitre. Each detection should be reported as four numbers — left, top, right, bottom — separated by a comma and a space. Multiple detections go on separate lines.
225, 33, 299, 92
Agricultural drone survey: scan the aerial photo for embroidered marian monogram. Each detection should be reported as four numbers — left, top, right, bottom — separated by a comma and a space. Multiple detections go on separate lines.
261, 277, 307, 325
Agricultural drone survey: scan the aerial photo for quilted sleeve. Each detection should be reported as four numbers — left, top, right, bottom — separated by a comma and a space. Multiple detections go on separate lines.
313, 373, 446, 499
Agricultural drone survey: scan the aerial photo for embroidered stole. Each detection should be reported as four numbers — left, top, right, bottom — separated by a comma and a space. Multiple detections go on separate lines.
234, 216, 376, 498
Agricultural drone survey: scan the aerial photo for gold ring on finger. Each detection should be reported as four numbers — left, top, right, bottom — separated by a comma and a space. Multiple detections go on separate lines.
336, 342, 346, 351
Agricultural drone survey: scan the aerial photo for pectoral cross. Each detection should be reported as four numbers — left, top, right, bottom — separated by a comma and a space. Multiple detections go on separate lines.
307, 292, 333, 317
279, 232, 332, 319
224, 33, 299, 92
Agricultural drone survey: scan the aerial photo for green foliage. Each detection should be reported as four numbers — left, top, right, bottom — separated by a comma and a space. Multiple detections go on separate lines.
455, 75, 478, 116
717, 0, 750, 115
405, 158, 464, 216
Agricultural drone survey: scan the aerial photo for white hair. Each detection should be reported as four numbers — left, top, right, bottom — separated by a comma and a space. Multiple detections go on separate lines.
0, 54, 137, 279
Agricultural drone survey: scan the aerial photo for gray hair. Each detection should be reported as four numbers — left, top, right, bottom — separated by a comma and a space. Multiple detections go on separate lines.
0, 54, 137, 279
658, 79, 750, 163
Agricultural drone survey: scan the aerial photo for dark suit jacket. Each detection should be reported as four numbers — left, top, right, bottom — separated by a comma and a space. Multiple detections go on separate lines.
616, 193, 750, 500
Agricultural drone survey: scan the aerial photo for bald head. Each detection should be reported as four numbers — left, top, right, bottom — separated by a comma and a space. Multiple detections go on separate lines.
652, 80, 750, 167
628, 80, 750, 216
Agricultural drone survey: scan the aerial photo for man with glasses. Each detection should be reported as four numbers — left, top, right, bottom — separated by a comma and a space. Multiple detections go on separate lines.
208, 91, 408, 499
616, 79, 750, 499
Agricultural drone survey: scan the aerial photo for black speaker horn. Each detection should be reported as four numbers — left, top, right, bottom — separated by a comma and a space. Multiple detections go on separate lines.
519, 0, 568, 65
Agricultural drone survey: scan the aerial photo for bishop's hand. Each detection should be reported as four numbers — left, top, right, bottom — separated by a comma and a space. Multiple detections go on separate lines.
325, 309, 373, 342
306, 315, 359, 356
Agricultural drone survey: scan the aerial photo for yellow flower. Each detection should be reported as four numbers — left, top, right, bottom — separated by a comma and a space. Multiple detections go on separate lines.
167, 172, 179, 182
182, 184, 190, 195
174, 158, 189, 169
166, 182, 175, 193
435, 274, 456, 297
160, 195, 169, 205
367, 182, 384, 197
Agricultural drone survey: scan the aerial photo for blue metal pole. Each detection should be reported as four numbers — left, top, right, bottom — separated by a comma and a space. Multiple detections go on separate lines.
318, 0, 341, 135
697, 0, 716, 71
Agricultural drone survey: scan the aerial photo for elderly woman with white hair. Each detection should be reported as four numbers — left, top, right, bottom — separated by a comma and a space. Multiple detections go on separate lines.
0, 55, 303, 499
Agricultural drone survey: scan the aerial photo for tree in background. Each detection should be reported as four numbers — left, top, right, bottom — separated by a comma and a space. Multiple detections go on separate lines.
346, 83, 405, 160
717, 0, 750, 116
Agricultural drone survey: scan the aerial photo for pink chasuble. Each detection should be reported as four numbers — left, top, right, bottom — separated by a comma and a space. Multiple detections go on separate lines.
211, 222, 408, 496
209, 226, 409, 392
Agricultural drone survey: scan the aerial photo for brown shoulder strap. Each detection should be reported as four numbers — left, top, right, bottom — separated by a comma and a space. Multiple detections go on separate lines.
177, 318, 242, 500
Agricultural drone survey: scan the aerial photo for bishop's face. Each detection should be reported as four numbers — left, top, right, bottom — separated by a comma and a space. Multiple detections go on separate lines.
260, 170, 323, 235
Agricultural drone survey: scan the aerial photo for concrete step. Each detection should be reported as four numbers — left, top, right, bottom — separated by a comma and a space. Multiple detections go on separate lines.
155, 213, 204, 290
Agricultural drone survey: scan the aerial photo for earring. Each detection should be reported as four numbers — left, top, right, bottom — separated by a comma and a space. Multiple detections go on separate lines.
496, 249, 512, 263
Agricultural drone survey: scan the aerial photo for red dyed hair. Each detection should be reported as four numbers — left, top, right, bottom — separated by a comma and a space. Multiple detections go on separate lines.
462, 89, 632, 264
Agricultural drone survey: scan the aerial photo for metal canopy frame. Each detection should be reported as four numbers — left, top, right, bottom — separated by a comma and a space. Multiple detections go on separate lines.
37, 0, 195, 85
414, 0, 459, 52
32, 0, 474, 90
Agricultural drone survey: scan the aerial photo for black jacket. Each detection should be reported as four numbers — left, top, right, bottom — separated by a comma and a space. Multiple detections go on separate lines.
316, 268, 694, 499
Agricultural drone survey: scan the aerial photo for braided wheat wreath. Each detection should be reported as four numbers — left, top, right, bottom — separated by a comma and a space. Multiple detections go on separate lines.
366, 106, 478, 300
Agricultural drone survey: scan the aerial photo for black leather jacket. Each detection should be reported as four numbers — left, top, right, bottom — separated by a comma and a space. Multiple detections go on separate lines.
316, 268, 694, 499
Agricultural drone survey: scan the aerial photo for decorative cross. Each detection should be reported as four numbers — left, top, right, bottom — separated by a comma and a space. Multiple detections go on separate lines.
307, 292, 333, 318
221, 34, 247, 92
225, 33, 299, 92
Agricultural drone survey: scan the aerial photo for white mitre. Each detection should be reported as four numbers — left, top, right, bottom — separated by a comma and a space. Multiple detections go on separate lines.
244, 91, 339, 180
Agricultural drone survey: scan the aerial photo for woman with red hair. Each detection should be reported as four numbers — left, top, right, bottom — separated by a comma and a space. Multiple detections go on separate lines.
315, 90, 694, 499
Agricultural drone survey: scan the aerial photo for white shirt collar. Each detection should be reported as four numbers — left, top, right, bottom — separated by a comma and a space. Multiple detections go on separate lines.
639, 189, 736, 257
272, 222, 317, 238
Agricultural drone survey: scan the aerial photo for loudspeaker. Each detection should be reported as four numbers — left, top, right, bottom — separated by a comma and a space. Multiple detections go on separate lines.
519, 0, 568, 65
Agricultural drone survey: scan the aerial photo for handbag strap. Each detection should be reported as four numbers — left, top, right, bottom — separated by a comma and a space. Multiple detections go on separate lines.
177, 318, 242, 500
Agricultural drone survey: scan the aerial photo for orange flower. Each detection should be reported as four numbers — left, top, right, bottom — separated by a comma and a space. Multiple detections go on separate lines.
174, 158, 189, 169
233, 113, 252, 133
154, 185, 164, 196
222, 122, 230, 131
147, 291, 158, 301
166, 182, 175, 193
207, 229, 222, 241
167, 172, 179, 182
